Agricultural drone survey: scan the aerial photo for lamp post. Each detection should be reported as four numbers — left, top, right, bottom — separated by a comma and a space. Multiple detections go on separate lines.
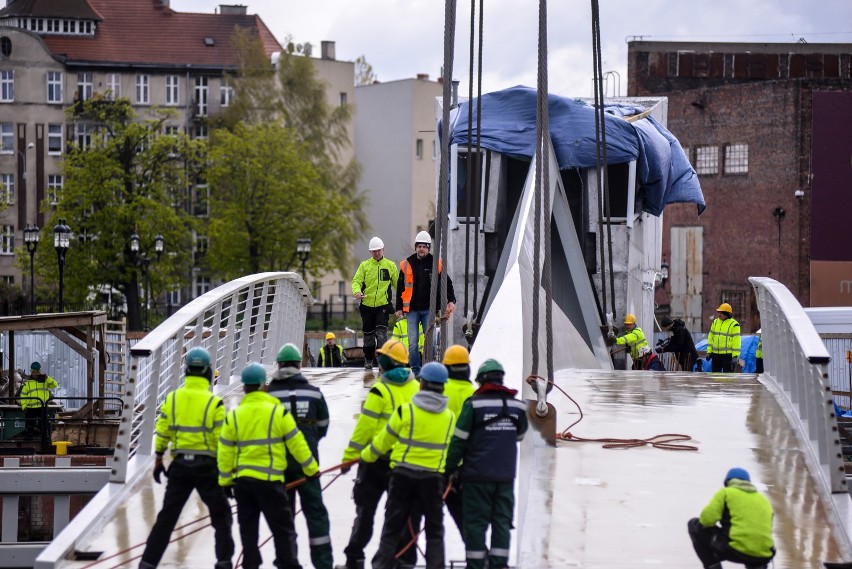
23, 224, 39, 313
53, 219, 71, 312
296, 238, 311, 278
130, 232, 164, 331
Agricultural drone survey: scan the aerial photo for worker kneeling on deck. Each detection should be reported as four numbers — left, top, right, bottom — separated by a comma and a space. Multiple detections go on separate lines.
267, 343, 334, 569
687, 467, 775, 569
336, 339, 419, 569
140, 347, 234, 569
219, 362, 319, 569
362, 361, 456, 569
444, 359, 529, 569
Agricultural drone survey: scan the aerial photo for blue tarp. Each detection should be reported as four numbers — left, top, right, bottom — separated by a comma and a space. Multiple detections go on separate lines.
448, 86, 705, 216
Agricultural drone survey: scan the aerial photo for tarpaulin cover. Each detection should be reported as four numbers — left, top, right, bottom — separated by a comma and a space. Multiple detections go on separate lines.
448, 86, 705, 216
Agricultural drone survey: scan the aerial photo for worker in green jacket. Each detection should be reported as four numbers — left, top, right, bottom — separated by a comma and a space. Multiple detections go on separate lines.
687, 467, 775, 569
606, 313, 649, 369
363, 361, 456, 569
218, 362, 319, 569
19, 361, 58, 437
707, 303, 741, 373
337, 339, 419, 569
140, 347, 234, 569
352, 236, 399, 371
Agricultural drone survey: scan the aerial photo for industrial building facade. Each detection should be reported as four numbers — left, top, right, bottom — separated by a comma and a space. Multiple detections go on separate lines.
628, 41, 852, 332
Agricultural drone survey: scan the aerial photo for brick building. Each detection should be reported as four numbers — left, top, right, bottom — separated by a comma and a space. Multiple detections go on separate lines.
628, 41, 852, 332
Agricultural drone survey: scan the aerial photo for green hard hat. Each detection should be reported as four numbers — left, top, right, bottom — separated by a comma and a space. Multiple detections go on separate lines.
185, 347, 211, 372
30, 361, 41, 371
476, 358, 505, 383
241, 362, 267, 385
276, 343, 302, 363
477, 358, 504, 376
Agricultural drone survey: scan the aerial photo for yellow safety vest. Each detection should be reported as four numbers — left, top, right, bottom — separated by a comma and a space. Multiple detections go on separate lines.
155, 375, 224, 457
390, 318, 425, 350
364, 400, 455, 473
342, 376, 419, 461
218, 391, 318, 485
708, 317, 741, 357
444, 378, 476, 417
616, 326, 649, 359
20, 375, 58, 409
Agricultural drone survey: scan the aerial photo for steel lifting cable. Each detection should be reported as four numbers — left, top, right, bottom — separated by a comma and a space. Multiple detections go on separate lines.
540, 0, 554, 382
590, 0, 608, 322
88, 460, 358, 569
538, 378, 698, 451
427, 0, 458, 363
471, 0, 484, 342
463, 0, 476, 327
591, 0, 617, 322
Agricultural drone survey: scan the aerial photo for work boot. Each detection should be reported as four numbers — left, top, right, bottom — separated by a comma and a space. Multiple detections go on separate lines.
705, 564, 722, 569
333, 559, 364, 569
138, 562, 156, 569
214, 562, 233, 569
364, 359, 372, 370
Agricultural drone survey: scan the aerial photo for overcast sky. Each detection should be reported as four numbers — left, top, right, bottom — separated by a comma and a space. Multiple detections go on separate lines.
173, 0, 852, 97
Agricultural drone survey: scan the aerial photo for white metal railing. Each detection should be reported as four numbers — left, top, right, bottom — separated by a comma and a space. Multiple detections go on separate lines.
750, 277, 845, 493
35, 273, 311, 568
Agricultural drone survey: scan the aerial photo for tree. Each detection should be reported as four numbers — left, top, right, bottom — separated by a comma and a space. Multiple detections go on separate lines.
34, 97, 204, 330
210, 30, 368, 276
355, 55, 377, 86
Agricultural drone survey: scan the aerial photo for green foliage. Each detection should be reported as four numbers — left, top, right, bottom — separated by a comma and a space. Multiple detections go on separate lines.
209, 30, 368, 277
32, 96, 203, 330
355, 55, 377, 86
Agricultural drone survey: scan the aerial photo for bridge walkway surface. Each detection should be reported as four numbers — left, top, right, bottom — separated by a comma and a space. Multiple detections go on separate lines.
56, 367, 840, 568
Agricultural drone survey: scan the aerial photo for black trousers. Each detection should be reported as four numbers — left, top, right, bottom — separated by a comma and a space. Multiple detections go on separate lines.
23, 407, 46, 436
687, 518, 773, 568
342, 460, 415, 567
359, 304, 390, 362
372, 469, 445, 569
235, 477, 300, 569
141, 456, 234, 567
710, 354, 735, 373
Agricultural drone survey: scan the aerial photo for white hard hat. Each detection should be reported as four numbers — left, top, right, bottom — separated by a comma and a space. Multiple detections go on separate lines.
368, 236, 384, 251
415, 230, 432, 246
637, 346, 652, 357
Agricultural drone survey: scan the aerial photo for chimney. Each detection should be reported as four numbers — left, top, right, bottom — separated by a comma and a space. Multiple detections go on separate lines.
416, 73, 429, 80
321, 41, 336, 61
218, 4, 247, 15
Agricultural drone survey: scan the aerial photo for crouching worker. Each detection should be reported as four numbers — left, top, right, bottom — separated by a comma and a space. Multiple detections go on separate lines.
687, 467, 775, 569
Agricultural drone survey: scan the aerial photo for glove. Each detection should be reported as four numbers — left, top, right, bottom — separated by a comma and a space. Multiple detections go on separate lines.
153, 457, 167, 484
222, 485, 234, 500
340, 463, 353, 475
607, 331, 616, 340
308, 470, 321, 480
604, 332, 616, 347
655, 347, 663, 353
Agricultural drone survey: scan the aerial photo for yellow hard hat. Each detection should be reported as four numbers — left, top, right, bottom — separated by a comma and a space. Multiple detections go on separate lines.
376, 339, 409, 364
442, 344, 470, 366
325, 332, 335, 340
623, 313, 636, 325
717, 303, 733, 313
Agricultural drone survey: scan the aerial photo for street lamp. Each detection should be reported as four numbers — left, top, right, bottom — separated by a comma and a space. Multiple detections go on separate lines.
23, 224, 39, 313
296, 238, 311, 277
53, 219, 71, 312
130, 232, 165, 331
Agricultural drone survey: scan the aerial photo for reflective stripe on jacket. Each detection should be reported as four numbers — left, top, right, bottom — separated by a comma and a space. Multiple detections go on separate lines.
363, 398, 455, 473
708, 317, 741, 358
155, 375, 224, 457
342, 375, 419, 461
218, 390, 318, 485
351, 256, 398, 308
317, 344, 345, 367
267, 372, 330, 478
390, 318, 425, 350
615, 326, 649, 359
398, 256, 444, 313
20, 376, 58, 409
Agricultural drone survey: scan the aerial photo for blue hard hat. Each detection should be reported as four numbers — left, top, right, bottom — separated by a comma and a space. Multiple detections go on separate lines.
418, 362, 448, 384
185, 347, 211, 372
241, 362, 267, 385
725, 467, 750, 484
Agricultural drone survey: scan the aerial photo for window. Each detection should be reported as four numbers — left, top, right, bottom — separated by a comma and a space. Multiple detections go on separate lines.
106, 73, 120, 100
415, 139, 423, 160
46, 71, 63, 103
194, 275, 211, 298
340, 92, 347, 107
164, 125, 180, 136
48, 174, 63, 204
194, 234, 208, 256
47, 123, 63, 154
219, 84, 234, 107
193, 184, 209, 217
724, 144, 749, 175
194, 76, 208, 116
0, 173, 13, 204
720, 289, 746, 320
76, 72, 92, 101
167, 289, 181, 306
75, 123, 92, 150
166, 75, 179, 105
135, 75, 149, 104
0, 37, 10, 57
695, 145, 718, 175
194, 123, 208, 140
0, 123, 12, 153
0, 225, 13, 255
0, 70, 13, 102
1, 275, 13, 285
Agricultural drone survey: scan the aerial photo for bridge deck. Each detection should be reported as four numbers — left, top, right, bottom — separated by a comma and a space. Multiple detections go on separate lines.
62, 368, 842, 568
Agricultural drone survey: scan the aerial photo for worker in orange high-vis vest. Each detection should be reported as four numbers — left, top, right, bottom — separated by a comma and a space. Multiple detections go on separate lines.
394, 231, 456, 375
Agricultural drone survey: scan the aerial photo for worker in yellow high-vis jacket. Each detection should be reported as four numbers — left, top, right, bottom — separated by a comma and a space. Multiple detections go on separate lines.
707, 303, 741, 373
